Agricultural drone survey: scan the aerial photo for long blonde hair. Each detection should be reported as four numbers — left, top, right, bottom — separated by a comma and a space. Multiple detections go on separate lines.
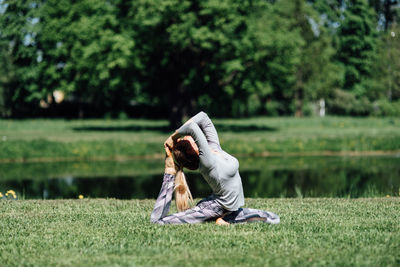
172, 138, 199, 212
174, 166, 193, 211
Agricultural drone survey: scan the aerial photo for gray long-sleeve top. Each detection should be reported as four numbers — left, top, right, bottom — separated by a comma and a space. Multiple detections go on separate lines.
177, 111, 245, 211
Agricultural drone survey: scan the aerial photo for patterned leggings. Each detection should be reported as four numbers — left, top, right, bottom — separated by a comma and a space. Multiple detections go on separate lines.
150, 173, 280, 225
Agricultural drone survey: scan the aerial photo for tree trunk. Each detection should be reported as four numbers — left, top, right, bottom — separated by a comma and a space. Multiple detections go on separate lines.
168, 104, 183, 130
295, 69, 303, 117
167, 82, 193, 130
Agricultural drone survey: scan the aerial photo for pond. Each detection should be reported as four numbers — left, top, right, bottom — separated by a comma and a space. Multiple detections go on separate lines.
0, 155, 399, 199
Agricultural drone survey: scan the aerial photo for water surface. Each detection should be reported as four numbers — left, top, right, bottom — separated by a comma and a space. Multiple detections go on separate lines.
0, 156, 399, 199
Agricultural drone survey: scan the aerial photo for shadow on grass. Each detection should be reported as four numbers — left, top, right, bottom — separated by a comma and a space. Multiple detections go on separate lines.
72, 124, 277, 133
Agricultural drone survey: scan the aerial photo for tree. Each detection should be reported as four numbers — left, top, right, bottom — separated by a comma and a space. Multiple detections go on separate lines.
128, 0, 302, 125
1, 0, 304, 124
368, 0, 399, 30
337, 0, 378, 93
278, 0, 342, 116
37, 0, 140, 116
0, 43, 13, 116
3, 0, 388, 121
0, 0, 42, 116
369, 24, 400, 101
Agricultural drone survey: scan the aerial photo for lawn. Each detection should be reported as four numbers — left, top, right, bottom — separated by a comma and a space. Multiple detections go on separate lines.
1, 117, 399, 266
0, 198, 399, 266
0, 116, 399, 162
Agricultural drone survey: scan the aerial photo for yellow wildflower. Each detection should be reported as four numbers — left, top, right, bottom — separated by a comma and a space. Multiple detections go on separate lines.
78, 195, 84, 199
0, 192, 3, 198
6, 190, 17, 198
386, 195, 390, 198
6, 190, 16, 195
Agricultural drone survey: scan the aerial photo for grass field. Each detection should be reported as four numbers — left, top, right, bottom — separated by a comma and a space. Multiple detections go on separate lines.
0, 198, 399, 266
0, 116, 399, 162
1, 117, 399, 266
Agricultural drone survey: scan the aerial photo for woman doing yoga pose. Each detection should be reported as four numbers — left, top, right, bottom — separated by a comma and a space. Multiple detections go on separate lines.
150, 111, 280, 225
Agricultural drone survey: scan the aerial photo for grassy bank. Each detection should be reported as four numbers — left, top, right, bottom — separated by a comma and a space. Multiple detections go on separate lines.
0, 117, 399, 162
0, 198, 399, 266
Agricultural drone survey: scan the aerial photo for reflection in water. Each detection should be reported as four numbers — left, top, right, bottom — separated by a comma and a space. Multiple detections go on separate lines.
0, 156, 399, 199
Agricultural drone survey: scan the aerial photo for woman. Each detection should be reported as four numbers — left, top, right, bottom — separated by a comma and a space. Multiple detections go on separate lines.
150, 111, 280, 225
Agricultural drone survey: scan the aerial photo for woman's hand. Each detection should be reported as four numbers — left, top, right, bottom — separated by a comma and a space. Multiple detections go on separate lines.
164, 131, 180, 150
164, 136, 174, 150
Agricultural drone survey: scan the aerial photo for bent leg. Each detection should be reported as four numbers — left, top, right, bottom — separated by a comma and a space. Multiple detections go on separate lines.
154, 198, 226, 225
223, 208, 280, 224
150, 173, 175, 223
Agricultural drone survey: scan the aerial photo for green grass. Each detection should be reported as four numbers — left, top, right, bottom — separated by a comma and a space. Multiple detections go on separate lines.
0, 116, 399, 161
0, 198, 399, 266
1, 118, 398, 265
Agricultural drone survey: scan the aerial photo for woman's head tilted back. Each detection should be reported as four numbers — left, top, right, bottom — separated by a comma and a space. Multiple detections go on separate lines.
172, 136, 200, 170
171, 136, 199, 212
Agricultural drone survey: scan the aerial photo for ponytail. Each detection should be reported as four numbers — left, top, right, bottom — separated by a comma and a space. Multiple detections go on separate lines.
174, 167, 193, 212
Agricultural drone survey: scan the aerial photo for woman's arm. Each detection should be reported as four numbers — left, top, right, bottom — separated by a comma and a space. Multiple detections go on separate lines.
189, 111, 221, 149
150, 172, 175, 224
176, 121, 215, 169
150, 147, 176, 223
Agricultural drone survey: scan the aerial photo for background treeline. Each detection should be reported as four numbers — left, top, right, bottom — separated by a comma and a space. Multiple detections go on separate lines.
0, 0, 399, 127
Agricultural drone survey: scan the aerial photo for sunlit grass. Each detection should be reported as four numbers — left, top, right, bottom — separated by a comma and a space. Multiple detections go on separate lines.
0, 116, 399, 161
0, 198, 398, 266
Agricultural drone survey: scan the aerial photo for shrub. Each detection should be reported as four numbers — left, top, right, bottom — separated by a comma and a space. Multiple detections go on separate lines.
327, 89, 372, 116
373, 99, 400, 116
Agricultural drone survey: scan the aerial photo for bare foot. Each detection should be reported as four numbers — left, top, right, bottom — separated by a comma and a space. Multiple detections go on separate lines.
216, 218, 230, 225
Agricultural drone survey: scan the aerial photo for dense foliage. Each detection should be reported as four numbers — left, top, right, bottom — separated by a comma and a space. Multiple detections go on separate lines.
0, 0, 399, 126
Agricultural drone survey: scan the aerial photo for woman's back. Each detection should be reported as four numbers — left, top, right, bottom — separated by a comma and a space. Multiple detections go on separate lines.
177, 112, 244, 211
